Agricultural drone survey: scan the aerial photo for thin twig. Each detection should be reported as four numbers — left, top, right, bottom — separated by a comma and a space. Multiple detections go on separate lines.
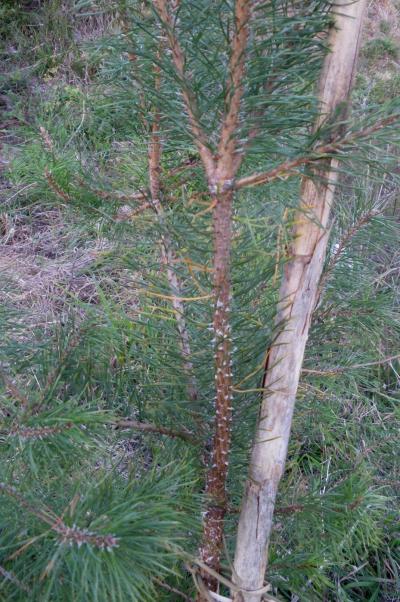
0, 370, 29, 408
318, 209, 380, 294
147, 60, 200, 404
114, 418, 198, 443
153, 577, 194, 601
76, 178, 148, 202
302, 353, 400, 376
3, 423, 74, 439
2, 183, 37, 206
30, 328, 83, 416
138, 289, 212, 302
0, 564, 29, 593
115, 200, 154, 221
188, 560, 271, 596
370, 265, 400, 286
76, 159, 199, 215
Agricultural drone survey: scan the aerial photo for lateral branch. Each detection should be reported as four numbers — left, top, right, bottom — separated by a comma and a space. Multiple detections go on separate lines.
235, 114, 399, 190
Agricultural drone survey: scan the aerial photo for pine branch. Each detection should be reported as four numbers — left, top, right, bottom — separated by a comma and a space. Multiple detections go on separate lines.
1, 412, 196, 443
76, 178, 148, 203
115, 200, 154, 221
0, 564, 29, 593
153, 0, 215, 178
0, 370, 29, 408
147, 62, 199, 404
371, 264, 400, 286
44, 168, 71, 202
54, 523, 119, 551
317, 208, 380, 295
215, 0, 251, 180
115, 32, 200, 403
148, 64, 162, 203
39, 126, 54, 153
31, 328, 83, 415
234, 114, 399, 190
0, 483, 119, 551
77, 159, 199, 220
153, 577, 194, 601
3, 423, 74, 439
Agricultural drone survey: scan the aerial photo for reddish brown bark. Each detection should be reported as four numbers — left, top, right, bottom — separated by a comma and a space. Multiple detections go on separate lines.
199, 190, 234, 590
216, 0, 251, 179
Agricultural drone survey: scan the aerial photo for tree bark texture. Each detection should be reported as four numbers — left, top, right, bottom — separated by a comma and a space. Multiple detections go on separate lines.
232, 3, 367, 601
199, 189, 234, 593
193, 1, 250, 595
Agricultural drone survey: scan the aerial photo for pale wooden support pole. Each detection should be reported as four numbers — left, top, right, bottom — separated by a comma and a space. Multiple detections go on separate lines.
232, 3, 367, 601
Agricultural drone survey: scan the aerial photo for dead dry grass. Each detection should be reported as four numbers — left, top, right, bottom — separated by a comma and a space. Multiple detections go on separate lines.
367, 0, 400, 38
364, 0, 400, 49
0, 201, 141, 335
0, 205, 106, 327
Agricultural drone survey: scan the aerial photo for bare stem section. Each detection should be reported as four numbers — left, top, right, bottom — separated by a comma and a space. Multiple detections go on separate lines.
232, 3, 367, 601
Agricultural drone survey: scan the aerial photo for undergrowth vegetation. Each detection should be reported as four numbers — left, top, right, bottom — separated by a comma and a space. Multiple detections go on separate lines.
0, 1, 399, 601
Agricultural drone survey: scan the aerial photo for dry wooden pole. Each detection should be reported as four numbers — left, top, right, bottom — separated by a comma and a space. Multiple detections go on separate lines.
231, 3, 367, 601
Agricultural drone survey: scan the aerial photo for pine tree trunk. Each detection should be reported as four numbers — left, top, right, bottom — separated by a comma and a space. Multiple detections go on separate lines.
232, 3, 367, 600
198, 189, 234, 595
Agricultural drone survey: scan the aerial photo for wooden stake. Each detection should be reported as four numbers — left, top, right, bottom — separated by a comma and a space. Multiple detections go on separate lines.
232, 3, 367, 600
